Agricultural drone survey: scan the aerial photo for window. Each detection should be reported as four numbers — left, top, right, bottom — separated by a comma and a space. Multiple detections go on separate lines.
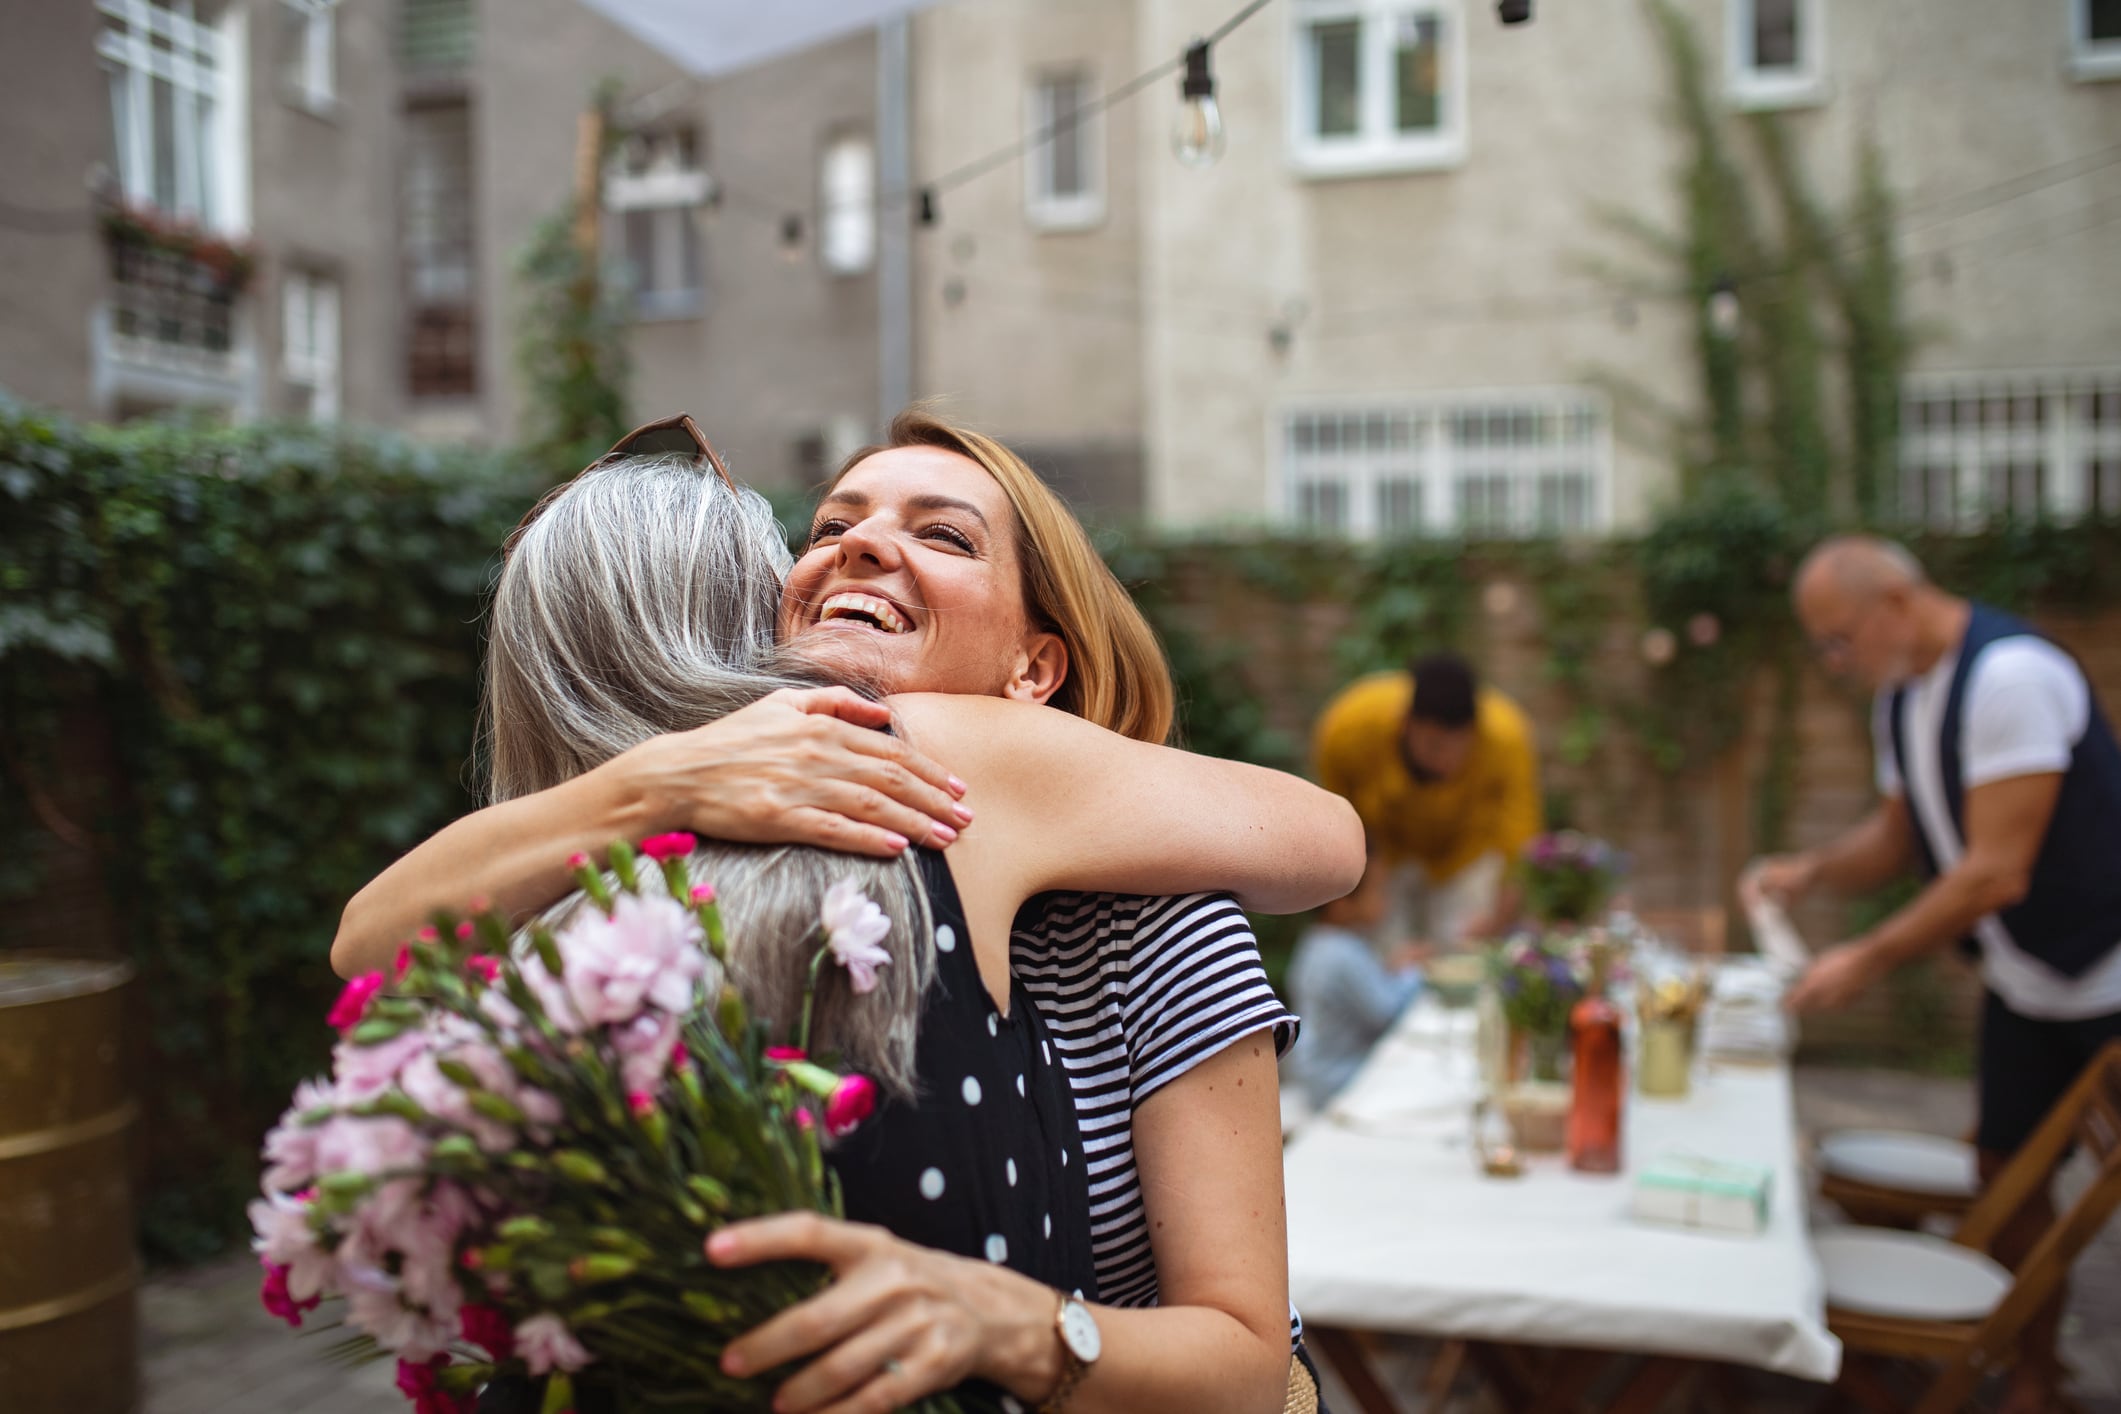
1025, 67, 1104, 231
1289, 0, 1464, 177
400, 0, 473, 70
282, 270, 340, 419
2072, 0, 2121, 80
402, 99, 476, 397
99, 0, 245, 231
1726, 0, 1826, 109
606, 128, 710, 320
819, 133, 875, 276
1898, 372, 2121, 529
1281, 393, 1607, 539
280, 0, 336, 112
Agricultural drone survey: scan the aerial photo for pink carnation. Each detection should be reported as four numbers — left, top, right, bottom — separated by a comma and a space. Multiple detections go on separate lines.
820, 879, 891, 994
765, 1046, 808, 1062
611, 1010, 680, 1097
328, 972, 384, 1032
638, 831, 698, 861
394, 945, 414, 982
314, 1114, 427, 1178
331, 1029, 432, 1105
567, 851, 591, 870
553, 891, 707, 1025
454, 921, 475, 942
690, 883, 716, 905
825, 1074, 879, 1137
464, 954, 500, 984
516, 1312, 593, 1374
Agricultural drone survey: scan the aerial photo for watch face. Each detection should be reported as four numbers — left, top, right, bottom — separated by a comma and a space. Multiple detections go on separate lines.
1059, 1300, 1102, 1362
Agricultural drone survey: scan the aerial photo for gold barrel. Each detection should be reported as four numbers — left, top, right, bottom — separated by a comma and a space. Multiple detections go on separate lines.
0, 957, 138, 1413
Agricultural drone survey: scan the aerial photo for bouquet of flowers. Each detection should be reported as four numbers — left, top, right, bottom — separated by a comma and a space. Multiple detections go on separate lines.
251, 834, 961, 1414
1487, 933, 1589, 1040
1519, 830, 1626, 927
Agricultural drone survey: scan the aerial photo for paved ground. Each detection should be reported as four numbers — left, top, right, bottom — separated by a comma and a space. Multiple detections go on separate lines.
137, 1066, 2119, 1414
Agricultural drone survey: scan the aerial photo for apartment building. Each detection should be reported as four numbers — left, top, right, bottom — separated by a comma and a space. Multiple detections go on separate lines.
0, 0, 886, 485
909, 0, 2121, 531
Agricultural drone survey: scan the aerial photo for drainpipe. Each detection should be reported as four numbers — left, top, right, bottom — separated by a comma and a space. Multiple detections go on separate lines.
876, 14, 913, 429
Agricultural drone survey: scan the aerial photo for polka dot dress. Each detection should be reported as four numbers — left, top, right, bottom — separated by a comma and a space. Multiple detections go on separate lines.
832, 848, 1098, 1305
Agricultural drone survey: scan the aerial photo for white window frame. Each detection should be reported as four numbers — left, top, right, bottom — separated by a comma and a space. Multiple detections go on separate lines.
819, 131, 876, 277
1897, 369, 2121, 531
605, 129, 711, 321
1725, 0, 1828, 110
1287, 0, 1466, 179
1024, 65, 1105, 232
98, 0, 250, 234
1274, 389, 1612, 540
2070, 0, 2121, 80
282, 268, 341, 420
281, 0, 338, 114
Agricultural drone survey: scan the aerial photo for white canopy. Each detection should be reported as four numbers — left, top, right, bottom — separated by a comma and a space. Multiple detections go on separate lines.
579, 0, 956, 77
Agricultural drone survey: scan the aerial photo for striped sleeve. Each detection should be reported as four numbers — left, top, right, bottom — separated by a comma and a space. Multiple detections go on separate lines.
1119, 893, 1298, 1107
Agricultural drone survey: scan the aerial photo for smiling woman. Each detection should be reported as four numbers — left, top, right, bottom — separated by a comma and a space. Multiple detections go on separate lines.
331, 409, 1358, 1414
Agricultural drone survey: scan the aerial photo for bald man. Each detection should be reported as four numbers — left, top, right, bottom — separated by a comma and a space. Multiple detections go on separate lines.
1745, 535, 2121, 1413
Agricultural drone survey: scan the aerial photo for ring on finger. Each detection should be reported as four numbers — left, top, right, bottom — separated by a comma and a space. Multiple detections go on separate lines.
881, 1358, 906, 1378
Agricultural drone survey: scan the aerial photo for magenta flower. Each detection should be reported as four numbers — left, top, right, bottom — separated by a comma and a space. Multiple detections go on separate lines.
516, 1312, 593, 1374
259, 1259, 321, 1327
395, 1355, 475, 1414
463, 954, 500, 984
567, 851, 591, 870
459, 1303, 514, 1359
393, 945, 414, 982
765, 1046, 808, 1062
638, 831, 698, 861
690, 883, 716, 905
328, 972, 384, 1032
820, 879, 891, 995
824, 1074, 878, 1137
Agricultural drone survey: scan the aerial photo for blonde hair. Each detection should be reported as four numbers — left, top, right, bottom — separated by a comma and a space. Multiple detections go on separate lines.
830, 409, 1177, 744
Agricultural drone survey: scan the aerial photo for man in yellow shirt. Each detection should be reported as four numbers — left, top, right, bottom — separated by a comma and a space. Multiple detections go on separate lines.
1312, 653, 1542, 943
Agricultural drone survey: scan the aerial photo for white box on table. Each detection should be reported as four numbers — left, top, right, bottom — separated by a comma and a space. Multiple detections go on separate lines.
1631, 1153, 1772, 1235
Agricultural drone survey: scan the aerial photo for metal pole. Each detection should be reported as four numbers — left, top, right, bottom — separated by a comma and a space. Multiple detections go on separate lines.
876, 14, 913, 428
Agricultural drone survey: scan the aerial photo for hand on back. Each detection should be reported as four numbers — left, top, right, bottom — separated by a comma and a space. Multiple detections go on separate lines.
621, 687, 972, 856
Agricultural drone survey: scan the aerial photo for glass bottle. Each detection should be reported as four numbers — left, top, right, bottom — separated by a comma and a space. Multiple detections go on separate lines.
1567, 945, 1624, 1174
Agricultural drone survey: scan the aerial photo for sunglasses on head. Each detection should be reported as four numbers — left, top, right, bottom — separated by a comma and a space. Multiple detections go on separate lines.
504, 413, 736, 557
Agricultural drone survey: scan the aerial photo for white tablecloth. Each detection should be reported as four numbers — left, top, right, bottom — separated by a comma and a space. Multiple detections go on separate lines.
1284, 998, 1842, 1381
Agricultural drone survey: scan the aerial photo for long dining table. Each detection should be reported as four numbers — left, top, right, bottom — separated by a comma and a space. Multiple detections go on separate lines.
1283, 993, 1842, 1412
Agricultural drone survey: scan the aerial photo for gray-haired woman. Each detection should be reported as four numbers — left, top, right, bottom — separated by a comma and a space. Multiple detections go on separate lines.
335, 414, 1359, 1414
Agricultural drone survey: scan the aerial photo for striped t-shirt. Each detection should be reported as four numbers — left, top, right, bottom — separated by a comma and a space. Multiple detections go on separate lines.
1010, 890, 1304, 1348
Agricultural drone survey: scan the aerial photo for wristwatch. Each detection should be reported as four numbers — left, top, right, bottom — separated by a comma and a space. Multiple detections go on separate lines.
1037, 1292, 1101, 1412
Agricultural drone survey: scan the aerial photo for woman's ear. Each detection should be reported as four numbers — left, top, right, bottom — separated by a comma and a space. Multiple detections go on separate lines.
1002, 632, 1069, 706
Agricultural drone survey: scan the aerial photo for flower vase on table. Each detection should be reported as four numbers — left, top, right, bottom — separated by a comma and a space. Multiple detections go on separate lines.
1488, 935, 1588, 1153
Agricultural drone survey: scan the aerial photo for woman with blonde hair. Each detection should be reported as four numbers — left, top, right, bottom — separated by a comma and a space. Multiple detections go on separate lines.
336, 410, 1353, 1412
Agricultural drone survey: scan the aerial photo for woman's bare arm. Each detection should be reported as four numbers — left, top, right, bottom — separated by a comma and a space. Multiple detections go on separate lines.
707, 1038, 1292, 1414
890, 693, 1365, 914
331, 689, 967, 976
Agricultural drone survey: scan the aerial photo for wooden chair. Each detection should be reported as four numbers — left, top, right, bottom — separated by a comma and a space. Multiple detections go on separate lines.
1816, 1040, 2121, 1414
1816, 1130, 1980, 1231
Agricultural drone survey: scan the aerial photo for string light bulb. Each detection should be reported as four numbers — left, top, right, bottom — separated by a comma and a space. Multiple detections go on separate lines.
1706, 275, 1741, 339
1171, 41, 1226, 168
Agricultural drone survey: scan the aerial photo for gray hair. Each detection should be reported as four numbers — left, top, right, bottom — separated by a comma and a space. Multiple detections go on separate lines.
483, 453, 933, 1095
1796, 534, 1930, 602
